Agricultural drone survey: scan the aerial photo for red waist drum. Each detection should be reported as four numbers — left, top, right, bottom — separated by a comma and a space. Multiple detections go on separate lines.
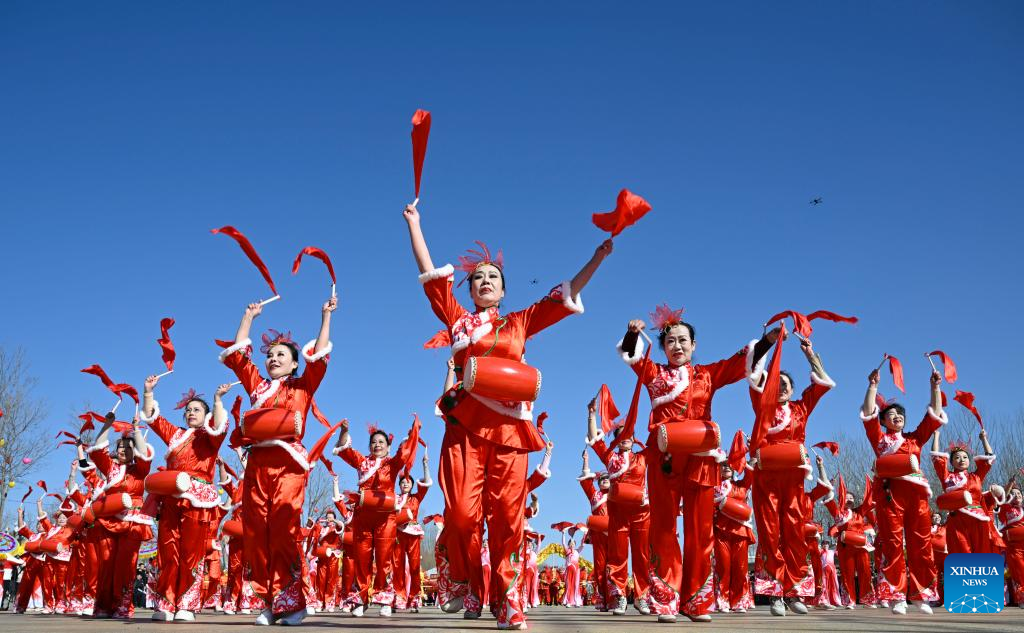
38, 539, 68, 555
66, 514, 84, 530
841, 531, 868, 547
314, 545, 330, 558
1006, 526, 1024, 544
144, 470, 191, 495
718, 497, 752, 523
91, 493, 133, 518
241, 407, 303, 441
586, 515, 609, 533
359, 489, 397, 512
463, 357, 542, 402
609, 482, 645, 506
936, 489, 972, 511
657, 420, 720, 455
756, 442, 808, 471
874, 454, 919, 479
803, 523, 821, 539
222, 520, 243, 538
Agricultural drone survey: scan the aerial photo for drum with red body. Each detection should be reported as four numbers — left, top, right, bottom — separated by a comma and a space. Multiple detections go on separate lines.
657, 420, 720, 455
463, 357, 542, 402
359, 489, 397, 512
38, 539, 67, 555
718, 497, 753, 523
756, 442, 808, 471
1006, 526, 1024, 544
341, 530, 353, 546
874, 454, 919, 479
937, 490, 972, 511
586, 515, 609, 533
24, 540, 42, 554
144, 470, 190, 495
840, 530, 868, 548
609, 482, 645, 506
222, 520, 243, 538
240, 407, 303, 441
66, 514, 84, 530
314, 545, 331, 558
91, 493, 132, 518
803, 523, 821, 539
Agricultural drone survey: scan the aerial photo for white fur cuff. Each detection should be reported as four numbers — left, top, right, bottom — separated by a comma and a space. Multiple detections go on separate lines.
577, 469, 596, 481
332, 435, 352, 454
418, 264, 455, 284
302, 339, 333, 363
535, 465, 552, 479
418, 477, 434, 488
585, 430, 605, 447
135, 443, 156, 463
558, 281, 584, 315
616, 337, 644, 366
205, 409, 227, 436
931, 451, 950, 460
219, 338, 252, 363
975, 454, 996, 463
859, 406, 879, 423
745, 339, 766, 388
810, 371, 836, 389
927, 406, 948, 425
87, 440, 110, 454
138, 401, 160, 424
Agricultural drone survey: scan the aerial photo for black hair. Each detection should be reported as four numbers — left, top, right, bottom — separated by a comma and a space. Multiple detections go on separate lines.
266, 342, 301, 376
779, 371, 794, 392
184, 398, 211, 416
369, 430, 392, 446
398, 474, 414, 486
950, 446, 971, 460
879, 403, 906, 425
324, 509, 336, 518
115, 436, 135, 463
657, 322, 696, 348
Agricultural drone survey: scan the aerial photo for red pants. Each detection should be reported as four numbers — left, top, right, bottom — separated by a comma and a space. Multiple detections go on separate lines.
933, 549, 946, 603
837, 544, 874, 604
646, 460, 716, 617
315, 554, 340, 608
436, 425, 528, 621
1007, 542, 1024, 605
43, 559, 68, 612
226, 538, 244, 610
605, 502, 650, 601
588, 531, 609, 609
78, 527, 102, 612
155, 498, 215, 612
752, 470, 808, 595
946, 513, 991, 554
350, 509, 397, 605
15, 557, 43, 612
202, 551, 223, 605
714, 531, 750, 608
242, 448, 307, 615
874, 480, 935, 601
94, 523, 148, 617
393, 532, 422, 609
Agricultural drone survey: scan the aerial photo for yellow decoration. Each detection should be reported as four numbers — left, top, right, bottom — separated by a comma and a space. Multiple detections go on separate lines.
535, 542, 593, 573
0, 438, 6, 446
7, 481, 14, 488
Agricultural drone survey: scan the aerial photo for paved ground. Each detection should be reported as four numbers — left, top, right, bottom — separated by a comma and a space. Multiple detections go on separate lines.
1, 605, 1021, 631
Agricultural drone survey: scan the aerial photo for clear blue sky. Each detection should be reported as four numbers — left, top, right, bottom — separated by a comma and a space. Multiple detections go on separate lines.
2, 2, 1022, 547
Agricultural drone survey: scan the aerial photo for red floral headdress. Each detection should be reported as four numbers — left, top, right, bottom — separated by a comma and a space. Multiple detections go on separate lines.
948, 440, 971, 455
367, 423, 394, 445
456, 241, 504, 287
649, 303, 685, 332
175, 388, 205, 410
260, 329, 295, 354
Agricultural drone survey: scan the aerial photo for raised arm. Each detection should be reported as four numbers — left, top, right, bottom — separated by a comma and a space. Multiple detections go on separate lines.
861, 369, 880, 417
586, 398, 599, 444
234, 302, 263, 346
403, 204, 435, 274
312, 297, 337, 356
975, 429, 996, 480
568, 240, 613, 297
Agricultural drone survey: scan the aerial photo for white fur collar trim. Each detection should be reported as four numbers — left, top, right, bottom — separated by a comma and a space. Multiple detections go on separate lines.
219, 338, 252, 363
251, 378, 282, 409
651, 365, 690, 409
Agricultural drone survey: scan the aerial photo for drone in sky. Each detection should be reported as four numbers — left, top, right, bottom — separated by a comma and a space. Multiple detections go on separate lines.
810, 197, 823, 205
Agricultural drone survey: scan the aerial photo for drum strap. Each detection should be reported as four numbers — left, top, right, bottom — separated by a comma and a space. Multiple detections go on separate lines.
478, 318, 508, 358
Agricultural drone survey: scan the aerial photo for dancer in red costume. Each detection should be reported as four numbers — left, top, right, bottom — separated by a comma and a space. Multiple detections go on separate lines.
930, 428, 996, 553
820, 460, 877, 609
333, 416, 422, 617
403, 202, 612, 630
577, 450, 610, 612
15, 504, 46, 613
87, 412, 154, 619
860, 368, 944, 615
39, 486, 75, 614
392, 452, 433, 612
615, 311, 777, 622
713, 462, 755, 613
560, 527, 584, 607
585, 398, 651, 616
141, 377, 231, 621
311, 508, 346, 612
1000, 486, 1024, 607
747, 335, 834, 616
221, 295, 337, 626
930, 512, 948, 604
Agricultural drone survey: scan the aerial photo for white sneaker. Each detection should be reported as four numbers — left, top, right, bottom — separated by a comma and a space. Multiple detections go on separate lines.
327, 606, 335, 613
351, 604, 364, 617
379, 605, 392, 617
278, 609, 307, 626
788, 599, 808, 615
241, 608, 252, 614
254, 610, 273, 626
734, 606, 747, 613
879, 600, 889, 608
174, 610, 195, 621
686, 613, 712, 622
611, 596, 627, 615
845, 603, 855, 610
892, 600, 907, 615
440, 596, 464, 613
657, 614, 677, 623
152, 610, 172, 621
223, 608, 236, 615
635, 598, 651, 615
720, 607, 731, 613
868, 603, 878, 608
918, 602, 933, 615
305, 606, 316, 615
770, 598, 786, 616
411, 607, 419, 613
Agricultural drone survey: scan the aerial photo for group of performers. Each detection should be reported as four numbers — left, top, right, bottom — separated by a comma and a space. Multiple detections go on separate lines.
5, 198, 1024, 630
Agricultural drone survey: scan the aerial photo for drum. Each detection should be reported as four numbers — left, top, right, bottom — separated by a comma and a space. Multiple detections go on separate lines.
609, 482, 645, 506
66, 514, 84, 530
24, 540, 42, 554
91, 493, 133, 518
38, 539, 67, 555
222, 520, 243, 538
756, 442, 808, 471
718, 497, 753, 523
937, 489, 972, 511
314, 545, 330, 558
874, 454, 919, 479
463, 357, 542, 402
803, 523, 821, 539
145, 470, 190, 495
586, 515, 609, 533
359, 490, 397, 512
341, 531, 353, 546
1006, 526, 1024, 544
240, 407, 303, 441
841, 530, 868, 548
657, 420, 720, 455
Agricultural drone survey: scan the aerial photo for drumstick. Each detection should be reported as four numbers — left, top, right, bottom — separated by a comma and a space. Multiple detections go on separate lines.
155, 369, 174, 379
412, 198, 419, 207
110, 398, 122, 414
638, 330, 654, 346
228, 380, 242, 387
875, 354, 888, 371
925, 353, 938, 374
331, 283, 336, 299
258, 295, 281, 307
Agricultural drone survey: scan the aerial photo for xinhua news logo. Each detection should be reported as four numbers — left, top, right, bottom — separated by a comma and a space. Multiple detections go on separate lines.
944, 553, 1004, 613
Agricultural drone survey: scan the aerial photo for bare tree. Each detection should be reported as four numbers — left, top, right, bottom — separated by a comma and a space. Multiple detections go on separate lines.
0, 346, 50, 532
303, 466, 333, 522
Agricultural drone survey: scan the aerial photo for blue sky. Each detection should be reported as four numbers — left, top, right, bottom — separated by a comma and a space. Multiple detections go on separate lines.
2, 2, 1022, 547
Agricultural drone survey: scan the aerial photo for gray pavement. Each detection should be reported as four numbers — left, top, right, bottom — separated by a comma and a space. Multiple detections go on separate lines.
1, 605, 1021, 632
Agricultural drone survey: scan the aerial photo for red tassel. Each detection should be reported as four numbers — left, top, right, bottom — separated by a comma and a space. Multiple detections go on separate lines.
411, 109, 432, 198
157, 318, 176, 372
309, 399, 332, 429
927, 350, 958, 383
806, 310, 859, 326
111, 383, 139, 404
423, 329, 451, 349
591, 189, 652, 238
80, 364, 115, 388
954, 390, 983, 428
812, 441, 840, 456
21, 486, 33, 504
885, 355, 905, 393
727, 430, 747, 472
596, 384, 621, 436
210, 226, 278, 295
292, 246, 337, 285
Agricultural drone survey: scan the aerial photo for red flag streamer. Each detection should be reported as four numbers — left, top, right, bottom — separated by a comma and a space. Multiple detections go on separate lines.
36, 480, 48, 493
230, 396, 242, 426
411, 109, 432, 200
806, 310, 859, 326
616, 342, 653, 443
764, 310, 813, 338
309, 399, 333, 430
727, 430, 747, 472
210, 226, 278, 296
214, 338, 235, 349
550, 521, 575, 532
861, 474, 874, 509
836, 474, 847, 508
157, 318, 176, 372
592, 189, 652, 238
885, 355, 905, 393
926, 350, 958, 383
536, 412, 549, 437
307, 419, 348, 466
111, 384, 139, 404
20, 486, 33, 504
320, 456, 336, 476
292, 246, 337, 293
750, 323, 787, 453
399, 415, 423, 475
954, 390, 984, 428
80, 364, 116, 388
812, 441, 840, 456
596, 384, 621, 436
423, 329, 451, 350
